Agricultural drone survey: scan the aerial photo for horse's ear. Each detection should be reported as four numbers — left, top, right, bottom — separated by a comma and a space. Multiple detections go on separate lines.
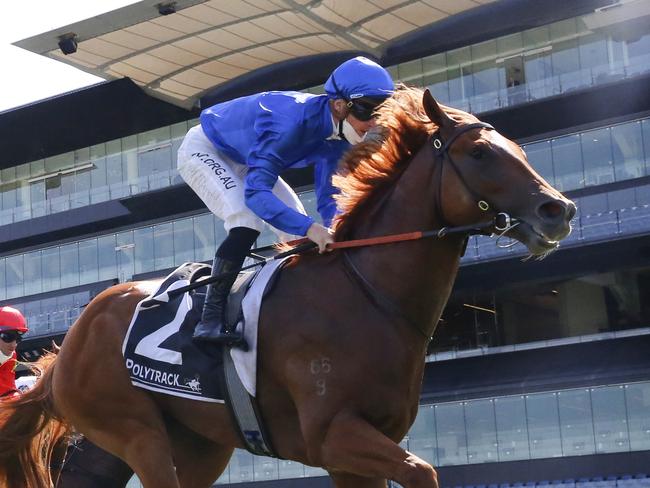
423, 89, 454, 128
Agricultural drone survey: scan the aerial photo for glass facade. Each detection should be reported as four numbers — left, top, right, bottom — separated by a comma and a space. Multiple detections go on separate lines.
210, 382, 650, 484
389, 5, 650, 113
522, 119, 650, 192
0, 120, 196, 226
436, 261, 650, 355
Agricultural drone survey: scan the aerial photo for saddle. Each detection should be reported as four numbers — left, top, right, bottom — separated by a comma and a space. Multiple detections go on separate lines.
122, 260, 286, 457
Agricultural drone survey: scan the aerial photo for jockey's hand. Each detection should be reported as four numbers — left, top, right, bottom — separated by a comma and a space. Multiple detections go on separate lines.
307, 223, 334, 253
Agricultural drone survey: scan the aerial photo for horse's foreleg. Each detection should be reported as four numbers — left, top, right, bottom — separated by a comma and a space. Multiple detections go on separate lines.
319, 412, 438, 488
167, 418, 234, 488
84, 424, 180, 488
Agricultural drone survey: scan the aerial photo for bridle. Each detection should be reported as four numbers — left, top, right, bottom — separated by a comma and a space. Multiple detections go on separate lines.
433, 122, 494, 227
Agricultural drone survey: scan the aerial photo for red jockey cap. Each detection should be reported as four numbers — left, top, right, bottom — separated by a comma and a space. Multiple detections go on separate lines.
0, 306, 28, 333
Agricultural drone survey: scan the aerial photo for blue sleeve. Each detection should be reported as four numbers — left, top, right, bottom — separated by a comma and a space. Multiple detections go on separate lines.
313, 155, 341, 228
245, 117, 314, 236
245, 162, 314, 236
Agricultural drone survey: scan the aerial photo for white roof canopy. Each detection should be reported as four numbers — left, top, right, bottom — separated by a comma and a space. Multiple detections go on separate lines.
15, 0, 493, 109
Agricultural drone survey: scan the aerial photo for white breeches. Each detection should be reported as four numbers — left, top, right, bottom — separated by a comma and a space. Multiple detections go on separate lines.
177, 125, 306, 241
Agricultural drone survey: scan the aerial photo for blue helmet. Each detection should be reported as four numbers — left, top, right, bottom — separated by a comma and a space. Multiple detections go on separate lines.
325, 56, 394, 101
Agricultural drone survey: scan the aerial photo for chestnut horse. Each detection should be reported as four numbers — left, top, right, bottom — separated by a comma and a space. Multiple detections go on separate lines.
0, 87, 575, 488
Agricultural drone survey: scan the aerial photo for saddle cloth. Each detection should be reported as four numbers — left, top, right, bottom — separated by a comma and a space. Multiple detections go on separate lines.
121, 259, 286, 402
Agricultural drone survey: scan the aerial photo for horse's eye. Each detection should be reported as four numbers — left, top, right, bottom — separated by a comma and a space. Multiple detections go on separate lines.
471, 148, 484, 160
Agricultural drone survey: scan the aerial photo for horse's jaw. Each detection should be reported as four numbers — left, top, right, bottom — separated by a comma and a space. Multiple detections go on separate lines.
505, 219, 569, 257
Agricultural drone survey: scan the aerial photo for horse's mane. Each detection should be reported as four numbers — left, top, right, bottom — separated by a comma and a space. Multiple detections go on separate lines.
332, 85, 476, 240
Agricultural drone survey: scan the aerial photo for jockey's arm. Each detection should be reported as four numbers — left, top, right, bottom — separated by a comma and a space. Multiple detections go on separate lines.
245, 160, 333, 252
244, 162, 314, 237
313, 156, 341, 228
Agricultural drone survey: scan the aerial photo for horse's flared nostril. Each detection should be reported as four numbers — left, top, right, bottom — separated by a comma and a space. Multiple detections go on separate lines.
537, 199, 576, 224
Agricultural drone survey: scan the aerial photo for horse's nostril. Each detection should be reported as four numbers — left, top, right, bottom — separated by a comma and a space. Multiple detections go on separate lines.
537, 200, 570, 222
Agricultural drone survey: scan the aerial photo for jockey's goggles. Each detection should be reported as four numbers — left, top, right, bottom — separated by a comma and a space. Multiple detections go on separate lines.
346, 97, 386, 122
0, 330, 22, 343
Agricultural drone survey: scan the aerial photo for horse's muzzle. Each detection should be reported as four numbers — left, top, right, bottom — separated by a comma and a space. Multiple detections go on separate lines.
534, 198, 577, 242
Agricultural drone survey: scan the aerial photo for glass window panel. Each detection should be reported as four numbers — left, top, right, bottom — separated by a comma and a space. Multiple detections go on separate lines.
465, 399, 498, 463
472, 64, 501, 112
253, 456, 278, 482
625, 383, 650, 451
173, 218, 195, 266
278, 459, 304, 479
611, 121, 645, 181
193, 214, 216, 263
229, 449, 254, 483
106, 140, 126, 198
549, 18, 582, 93
60, 243, 80, 289
397, 58, 424, 86
213, 214, 227, 246
30, 159, 45, 179
171, 122, 188, 173
138, 126, 171, 150
524, 47, 554, 100
551, 134, 584, 191
44, 152, 72, 173
5, 254, 24, 299
116, 231, 135, 282
581, 128, 614, 186
15, 164, 31, 214
90, 143, 109, 204
579, 32, 610, 83
422, 53, 449, 102
122, 135, 138, 186
1, 167, 17, 210
303, 466, 327, 478
23, 250, 42, 296
524, 140, 555, 185
30, 180, 46, 218
497, 32, 523, 59
154, 223, 174, 270
643, 120, 650, 174
495, 395, 529, 461
591, 385, 630, 453
627, 31, 650, 76
409, 404, 438, 466
558, 389, 596, 456
72, 169, 91, 208
42, 247, 61, 292
98, 235, 117, 282
447, 46, 473, 107
471, 41, 500, 112
78, 239, 99, 284
435, 402, 468, 466
526, 392, 562, 459
134, 227, 155, 275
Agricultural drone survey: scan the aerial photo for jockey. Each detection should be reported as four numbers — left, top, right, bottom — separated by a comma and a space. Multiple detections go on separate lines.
178, 56, 394, 347
0, 306, 28, 399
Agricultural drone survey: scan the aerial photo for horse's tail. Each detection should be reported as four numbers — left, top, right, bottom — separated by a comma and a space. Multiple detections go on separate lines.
0, 352, 70, 488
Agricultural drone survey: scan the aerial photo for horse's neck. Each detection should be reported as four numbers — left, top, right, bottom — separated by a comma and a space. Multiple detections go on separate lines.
345, 144, 465, 341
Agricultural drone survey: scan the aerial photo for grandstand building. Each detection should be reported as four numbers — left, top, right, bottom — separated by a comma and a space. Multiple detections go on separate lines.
1, 0, 649, 486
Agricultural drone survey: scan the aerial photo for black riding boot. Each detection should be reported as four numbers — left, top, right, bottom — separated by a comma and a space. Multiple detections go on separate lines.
193, 227, 259, 348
